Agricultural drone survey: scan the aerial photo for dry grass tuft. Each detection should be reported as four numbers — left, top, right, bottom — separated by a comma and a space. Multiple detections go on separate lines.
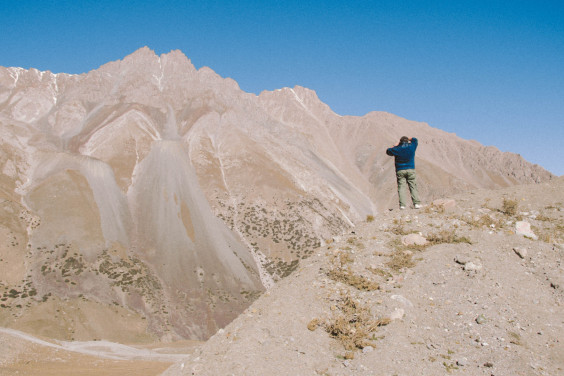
367, 266, 393, 280
327, 249, 379, 290
501, 198, 519, 216
464, 214, 505, 229
532, 224, 563, 243
390, 219, 411, 235
535, 212, 553, 222
327, 267, 379, 291
366, 215, 375, 222
324, 292, 390, 351
424, 203, 445, 214
386, 249, 416, 271
508, 331, 522, 346
427, 229, 472, 245
330, 250, 354, 266
307, 318, 320, 331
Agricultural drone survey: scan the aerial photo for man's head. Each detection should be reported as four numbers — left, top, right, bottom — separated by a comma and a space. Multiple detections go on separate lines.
400, 136, 410, 144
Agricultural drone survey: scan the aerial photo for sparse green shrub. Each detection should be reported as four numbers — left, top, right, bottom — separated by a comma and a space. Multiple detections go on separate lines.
366, 215, 375, 222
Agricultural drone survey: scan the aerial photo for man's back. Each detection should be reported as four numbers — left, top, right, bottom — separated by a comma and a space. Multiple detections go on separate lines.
386, 137, 418, 171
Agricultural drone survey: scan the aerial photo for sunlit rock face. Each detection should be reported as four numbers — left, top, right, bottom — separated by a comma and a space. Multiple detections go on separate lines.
0, 47, 552, 340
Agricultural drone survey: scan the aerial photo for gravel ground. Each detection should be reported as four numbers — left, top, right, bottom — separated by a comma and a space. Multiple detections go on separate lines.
164, 177, 564, 376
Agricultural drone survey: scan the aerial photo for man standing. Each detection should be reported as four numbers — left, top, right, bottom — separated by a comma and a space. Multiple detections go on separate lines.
386, 136, 421, 210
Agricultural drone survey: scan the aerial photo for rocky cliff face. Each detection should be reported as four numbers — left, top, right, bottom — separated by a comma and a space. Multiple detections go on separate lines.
0, 47, 552, 341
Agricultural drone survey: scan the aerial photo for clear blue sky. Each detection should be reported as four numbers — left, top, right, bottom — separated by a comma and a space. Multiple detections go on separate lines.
2, 0, 563, 175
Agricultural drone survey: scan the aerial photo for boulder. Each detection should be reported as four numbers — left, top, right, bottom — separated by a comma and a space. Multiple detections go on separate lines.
432, 198, 456, 211
401, 233, 428, 246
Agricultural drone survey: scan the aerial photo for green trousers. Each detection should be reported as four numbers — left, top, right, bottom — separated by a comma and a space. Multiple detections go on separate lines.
396, 169, 420, 207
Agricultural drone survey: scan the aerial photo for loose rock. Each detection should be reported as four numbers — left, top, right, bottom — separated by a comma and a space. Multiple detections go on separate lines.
432, 198, 456, 211
401, 233, 428, 246
515, 221, 538, 240
390, 294, 413, 308
390, 308, 405, 321
454, 254, 471, 265
464, 262, 482, 272
456, 357, 468, 367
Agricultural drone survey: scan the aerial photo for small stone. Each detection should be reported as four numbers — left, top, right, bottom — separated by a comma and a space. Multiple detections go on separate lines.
307, 318, 320, 331
343, 359, 351, 367
362, 346, 374, 353
484, 362, 493, 368
464, 262, 482, 272
515, 221, 538, 240
513, 247, 527, 259
456, 357, 468, 366
454, 254, 471, 265
390, 308, 405, 321
390, 294, 414, 307
476, 314, 486, 324
553, 243, 564, 251
432, 198, 456, 211
401, 233, 428, 246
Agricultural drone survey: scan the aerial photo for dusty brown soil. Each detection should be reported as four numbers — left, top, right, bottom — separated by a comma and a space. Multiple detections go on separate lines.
163, 177, 564, 376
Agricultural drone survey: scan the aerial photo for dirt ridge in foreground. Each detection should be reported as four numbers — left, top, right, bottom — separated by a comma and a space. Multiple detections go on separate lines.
1, 178, 563, 376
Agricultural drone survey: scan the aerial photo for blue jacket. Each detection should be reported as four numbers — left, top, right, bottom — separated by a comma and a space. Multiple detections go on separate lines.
386, 138, 418, 171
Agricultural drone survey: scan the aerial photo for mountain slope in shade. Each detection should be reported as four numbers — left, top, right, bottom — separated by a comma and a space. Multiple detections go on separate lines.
0, 47, 553, 341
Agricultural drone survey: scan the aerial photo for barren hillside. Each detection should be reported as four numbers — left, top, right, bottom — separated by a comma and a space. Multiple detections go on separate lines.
163, 177, 564, 376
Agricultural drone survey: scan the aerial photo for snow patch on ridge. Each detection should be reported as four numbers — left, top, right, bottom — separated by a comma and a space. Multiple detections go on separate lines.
290, 88, 307, 110
7, 67, 25, 88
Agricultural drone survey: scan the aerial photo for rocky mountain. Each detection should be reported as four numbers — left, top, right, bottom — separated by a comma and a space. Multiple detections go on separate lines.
0, 47, 553, 342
